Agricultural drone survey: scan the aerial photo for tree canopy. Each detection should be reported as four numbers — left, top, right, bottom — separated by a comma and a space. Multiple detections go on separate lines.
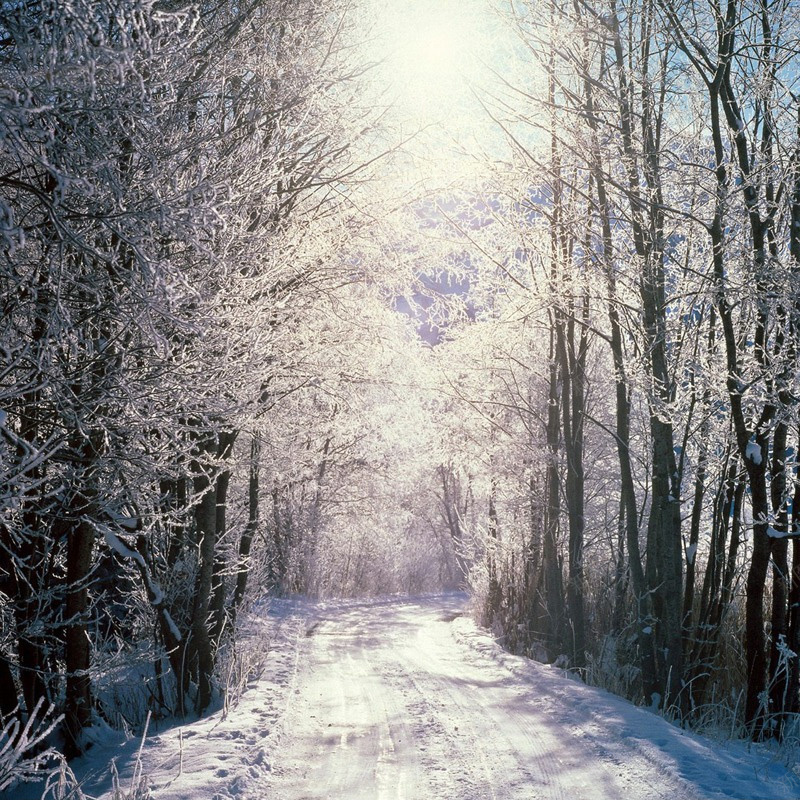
2, 0, 800, 786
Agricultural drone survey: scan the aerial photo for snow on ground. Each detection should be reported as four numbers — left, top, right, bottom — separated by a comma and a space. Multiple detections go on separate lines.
6, 594, 800, 799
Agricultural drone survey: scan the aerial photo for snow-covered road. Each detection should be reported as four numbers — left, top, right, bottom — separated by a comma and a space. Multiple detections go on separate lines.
247, 595, 800, 800
42, 594, 800, 800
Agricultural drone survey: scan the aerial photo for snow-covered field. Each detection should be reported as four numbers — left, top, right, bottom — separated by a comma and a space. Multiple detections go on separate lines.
10, 594, 800, 799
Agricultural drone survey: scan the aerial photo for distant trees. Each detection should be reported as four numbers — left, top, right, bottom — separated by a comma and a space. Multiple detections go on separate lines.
258, 284, 455, 598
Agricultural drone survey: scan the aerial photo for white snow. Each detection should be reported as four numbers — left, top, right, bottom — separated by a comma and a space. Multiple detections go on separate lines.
685, 543, 697, 565
746, 440, 762, 464
5, 595, 800, 800
101, 527, 145, 569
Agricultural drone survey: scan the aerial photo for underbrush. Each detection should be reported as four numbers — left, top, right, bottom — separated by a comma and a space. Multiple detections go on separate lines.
584, 631, 643, 701
217, 614, 274, 717
472, 571, 800, 767
0, 700, 63, 794
0, 599, 275, 800
92, 642, 177, 735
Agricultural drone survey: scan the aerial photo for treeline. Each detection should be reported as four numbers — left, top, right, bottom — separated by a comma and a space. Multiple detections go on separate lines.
0, 0, 385, 765
433, 0, 800, 739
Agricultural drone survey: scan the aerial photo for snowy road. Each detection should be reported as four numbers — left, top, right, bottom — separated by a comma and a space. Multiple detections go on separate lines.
51, 594, 800, 800
247, 595, 798, 800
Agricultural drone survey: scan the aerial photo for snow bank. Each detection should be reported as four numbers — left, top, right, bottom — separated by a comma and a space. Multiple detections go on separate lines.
451, 614, 800, 800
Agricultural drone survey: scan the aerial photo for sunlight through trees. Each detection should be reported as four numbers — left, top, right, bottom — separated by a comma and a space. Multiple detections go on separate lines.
2, 0, 800, 791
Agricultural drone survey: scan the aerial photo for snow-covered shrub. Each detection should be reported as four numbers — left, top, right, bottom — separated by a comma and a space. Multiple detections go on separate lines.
685, 684, 748, 741
216, 617, 272, 717
0, 700, 62, 792
584, 633, 642, 700
92, 646, 176, 734
38, 759, 87, 800
107, 714, 152, 800
109, 757, 151, 800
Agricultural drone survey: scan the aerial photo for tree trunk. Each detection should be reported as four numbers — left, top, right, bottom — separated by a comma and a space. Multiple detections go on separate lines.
789, 534, 800, 715
744, 470, 771, 732
573, 5, 657, 701
789, 434, 800, 714
683, 439, 707, 641
63, 519, 94, 758
768, 420, 791, 732
611, 494, 627, 636
607, 0, 684, 707
187, 432, 219, 714
556, 303, 587, 669
209, 431, 238, 652
233, 435, 261, 614
536, 326, 565, 657
133, 534, 184, 707
485, 478, 502, 623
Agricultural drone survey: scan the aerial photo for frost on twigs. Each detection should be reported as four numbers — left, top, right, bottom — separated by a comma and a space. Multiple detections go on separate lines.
0, 699, 63, 791
39, 759, 87, 800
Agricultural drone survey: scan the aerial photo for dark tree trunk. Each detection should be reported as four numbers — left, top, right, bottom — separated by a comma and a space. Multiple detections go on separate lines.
15, 537, 49, 721
607, 0, 684, 708
63, 519, 94, 758
683, 440, 707, 641
610, 494, 628, 636
270, 483, 288, 590
789, 533, 800, 715
133, 535, 184, 706
0, 656, 17, 720
485, 478, 502, 622
556, 302, 587, 668
744, 470, 772, 731
572, 6, 658, 700
0, 538, 20, 718
233, 435, 261, 614
524, 466, 542, 639
536, 326, 565, 657
690, 453, 741, 707
789, 434, 800, 715
767, 420, 790, 731
209, 431, 237, 652
166, 476, 189, 570
186, 431, 220, 715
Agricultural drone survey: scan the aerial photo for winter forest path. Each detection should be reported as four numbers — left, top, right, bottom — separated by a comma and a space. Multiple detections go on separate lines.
243, 595, 795, 800
61, 595, 800, 800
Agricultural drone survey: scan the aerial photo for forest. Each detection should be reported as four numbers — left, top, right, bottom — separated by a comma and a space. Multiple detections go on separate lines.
2, 0, 800, 792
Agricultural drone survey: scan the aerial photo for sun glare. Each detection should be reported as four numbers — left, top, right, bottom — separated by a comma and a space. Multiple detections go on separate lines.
393, 16, 464, 87
371, 0, 491, 132
360, 0, 508, 189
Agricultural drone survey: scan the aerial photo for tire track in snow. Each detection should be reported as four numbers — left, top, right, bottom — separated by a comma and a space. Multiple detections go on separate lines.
248, 597, 722, 800
387, 612, 567, 800
258, 609, 421, 799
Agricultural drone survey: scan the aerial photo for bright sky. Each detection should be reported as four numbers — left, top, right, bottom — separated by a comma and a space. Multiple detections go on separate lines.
363, 0, 514, 192
377, 0, 482, 121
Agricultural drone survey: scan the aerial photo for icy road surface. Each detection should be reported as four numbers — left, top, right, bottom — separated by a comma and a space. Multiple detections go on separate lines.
249, 595, 799, 800
39, 594, 800, 800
